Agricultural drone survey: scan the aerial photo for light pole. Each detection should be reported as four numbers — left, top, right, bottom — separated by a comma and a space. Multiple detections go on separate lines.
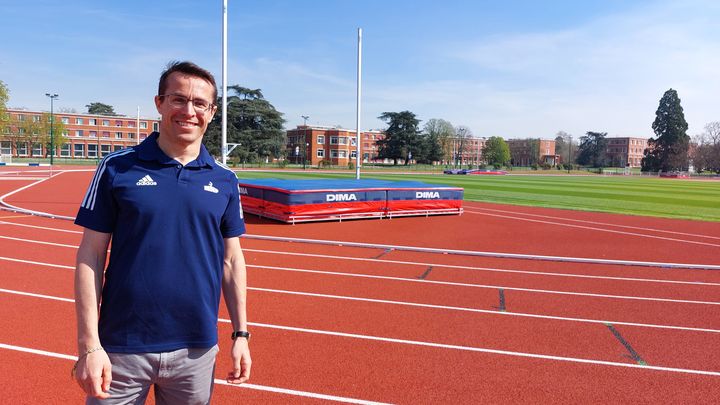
301, 115, 309, 169
45, 93, 59, 165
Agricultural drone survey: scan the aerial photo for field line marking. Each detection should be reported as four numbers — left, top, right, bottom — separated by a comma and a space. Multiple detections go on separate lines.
2, 289, 719, 378
1, 214, 718, 270
0, 343, 391, 405
464, 209, 720, 248
0, 220, 82, 233
3, 276, 720, 334
464, 205, 720, 241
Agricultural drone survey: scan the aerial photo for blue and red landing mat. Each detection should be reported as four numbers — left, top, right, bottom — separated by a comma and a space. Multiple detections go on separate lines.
237, 179, 464, 223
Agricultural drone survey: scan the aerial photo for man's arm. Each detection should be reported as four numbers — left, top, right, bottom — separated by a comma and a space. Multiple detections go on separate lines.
222, 236, 251, 384
74, 228, 112, 398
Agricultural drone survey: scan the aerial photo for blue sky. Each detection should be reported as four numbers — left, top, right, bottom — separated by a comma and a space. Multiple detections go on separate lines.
1, 0, 718, 139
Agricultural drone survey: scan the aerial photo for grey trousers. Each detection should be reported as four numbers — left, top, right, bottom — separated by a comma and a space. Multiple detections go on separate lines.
86, 345, 219, 405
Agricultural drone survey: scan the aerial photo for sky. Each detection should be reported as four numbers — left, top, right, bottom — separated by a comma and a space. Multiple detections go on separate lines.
1, 0, 718, 139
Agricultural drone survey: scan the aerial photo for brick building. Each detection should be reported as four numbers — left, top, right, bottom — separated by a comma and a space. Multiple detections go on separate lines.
507, 138, 558, 166
286, 125, 385, 166
1, 108, 160, 159
449, 136, 486, 166
605, 137, 648, 167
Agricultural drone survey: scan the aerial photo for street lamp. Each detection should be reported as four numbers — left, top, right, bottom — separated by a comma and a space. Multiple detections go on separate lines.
301, 115, 309, 170
45, 93, 59, 165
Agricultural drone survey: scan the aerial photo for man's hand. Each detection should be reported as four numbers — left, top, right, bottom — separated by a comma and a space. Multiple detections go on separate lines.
226, 338, 251, 384
74, 350, 112, 398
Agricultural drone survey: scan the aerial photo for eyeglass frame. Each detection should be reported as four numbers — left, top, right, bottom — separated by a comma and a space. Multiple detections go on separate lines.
158, 94, 216, 113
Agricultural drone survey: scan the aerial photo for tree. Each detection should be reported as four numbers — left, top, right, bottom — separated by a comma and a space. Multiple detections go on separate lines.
576, 131, 608, 167
642, 89, 690, 172
0, 80, 9, 135
454, 126, 473, 166
376, 111, 421, 165
204, 86, 285, 164
691, 121, 720, 173
86, 102, 117, 116
482, 136, 510, 167
555, 131, 575, 164
39, 112, 67, 158
423, 119, 455, 164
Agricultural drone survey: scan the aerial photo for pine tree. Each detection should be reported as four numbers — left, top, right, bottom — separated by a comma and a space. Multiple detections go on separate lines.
642, 89, 690, 172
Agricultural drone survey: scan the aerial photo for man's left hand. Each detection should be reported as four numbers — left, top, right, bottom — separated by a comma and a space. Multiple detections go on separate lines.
226, 337, 251, 384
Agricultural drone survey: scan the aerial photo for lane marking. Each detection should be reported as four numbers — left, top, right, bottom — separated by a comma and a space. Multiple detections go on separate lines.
0, 343, 391, 405
416, 266, 432, 280
606, 324, 647, 366
497, 289, 506, 312
0, 215, 34, 220
464, 205, 720, 241
464, 209, 720, 248
2, 291, 719, 378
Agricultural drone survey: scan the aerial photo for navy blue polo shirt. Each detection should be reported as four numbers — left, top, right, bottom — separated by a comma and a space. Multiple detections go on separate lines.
75, 132, 246, 353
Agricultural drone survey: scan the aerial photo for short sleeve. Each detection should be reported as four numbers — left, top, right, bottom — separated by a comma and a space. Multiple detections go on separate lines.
74, 163, 118, 233
220, 176, 246, 238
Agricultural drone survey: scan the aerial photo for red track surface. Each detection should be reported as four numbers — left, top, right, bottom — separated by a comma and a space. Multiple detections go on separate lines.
1, 168, 719, 404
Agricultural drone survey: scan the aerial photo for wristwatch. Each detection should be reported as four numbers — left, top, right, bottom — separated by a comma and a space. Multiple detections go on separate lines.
231, 330, 251, 340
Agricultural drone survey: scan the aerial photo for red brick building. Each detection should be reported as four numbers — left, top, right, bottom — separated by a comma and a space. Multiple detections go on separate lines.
605, 137, 648, 167
1, 108, 160, 159
286, 125, 385, 166
507, 138, 559, 166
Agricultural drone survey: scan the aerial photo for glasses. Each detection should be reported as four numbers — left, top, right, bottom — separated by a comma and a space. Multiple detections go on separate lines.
159, 94, 214, 112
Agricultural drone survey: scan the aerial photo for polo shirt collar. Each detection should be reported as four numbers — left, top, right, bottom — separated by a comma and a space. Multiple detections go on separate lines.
138, 132, 214, 168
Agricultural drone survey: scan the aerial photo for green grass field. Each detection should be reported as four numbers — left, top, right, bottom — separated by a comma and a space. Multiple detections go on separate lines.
235, 171, 720, 222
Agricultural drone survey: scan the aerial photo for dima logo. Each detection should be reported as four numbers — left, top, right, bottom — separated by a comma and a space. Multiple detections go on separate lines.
326, 193, 357, 202
416, 191, 440, 199
238, 187, 249, 195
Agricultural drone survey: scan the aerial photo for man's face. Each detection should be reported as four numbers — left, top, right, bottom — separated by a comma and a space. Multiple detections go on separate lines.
154, 72, 216, 146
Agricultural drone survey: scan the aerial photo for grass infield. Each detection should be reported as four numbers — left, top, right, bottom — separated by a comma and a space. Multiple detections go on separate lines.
235, 171, 720, 222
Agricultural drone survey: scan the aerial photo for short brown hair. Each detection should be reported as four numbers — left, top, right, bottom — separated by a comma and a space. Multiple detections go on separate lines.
158, 61, 217, 102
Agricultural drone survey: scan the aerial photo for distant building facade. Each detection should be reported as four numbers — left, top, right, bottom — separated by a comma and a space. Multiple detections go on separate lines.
449, 136, 486, 166
507, 138, 558, 166
605, 137, 648, 167
1, 108, 160, 159
286, 125, 385, 166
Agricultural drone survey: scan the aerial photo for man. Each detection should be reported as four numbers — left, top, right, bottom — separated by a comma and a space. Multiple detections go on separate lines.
73, 61, 251, 404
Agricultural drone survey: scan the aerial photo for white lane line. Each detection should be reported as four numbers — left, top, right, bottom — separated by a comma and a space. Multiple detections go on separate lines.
2, 289, 719, 378
3, 263, 720, 335
0, 220, 82, 234
2, 250, 720, 307
0, 343, 391, 405
1, 220, 717, 286
2, 218, 719, 270
0, 288, 75, 303
244, 248, 720, 287
464, 209, 720, 248
464, 205, 720, 241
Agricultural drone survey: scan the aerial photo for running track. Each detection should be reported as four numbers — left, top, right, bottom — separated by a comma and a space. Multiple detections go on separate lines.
0, 168, 718, 404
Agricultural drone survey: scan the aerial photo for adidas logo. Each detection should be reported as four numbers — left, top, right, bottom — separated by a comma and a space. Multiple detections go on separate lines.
136, 175, 157, 186
204, 181, 219, 194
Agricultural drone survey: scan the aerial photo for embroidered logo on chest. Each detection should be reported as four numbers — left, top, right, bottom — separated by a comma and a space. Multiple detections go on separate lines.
204, 182, 219, 193
136, 175, 157, 186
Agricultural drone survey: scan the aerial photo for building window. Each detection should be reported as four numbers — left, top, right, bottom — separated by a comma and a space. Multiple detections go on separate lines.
1, 141, 11, 155
74, 144, 85, 157
140, 122, 148, 129
88, 118, 96, 126
338, 150, 347, 158
76, 130, 84, 137
76, 118, 84, 125
330, 150, 338, 158
115, 120, 123, 127
350, 137, 356, 146
317, 135, 325, 144
153, 122, 159, 131
89, 131, 97, 138
60, 144, 71, 157
113, 145, 124, 152
102, 131, 110, 138
351, 150, 357, 158
115, 132, 123, 139
17, 143, 28, 156
32, 143, 42, 156
87, 144, 98, 158
127, 121, 135, 128
60, 117, 68, 124
330, 136, 338, 144
316, 149, 324, 158
102, 120, 110, 126
339, 137, 347, 145
140, 133, 147, 139
128, 132, 136, 139
101, 145, 112, 157
18, 114, 25, 122
33, 115, 41, 122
